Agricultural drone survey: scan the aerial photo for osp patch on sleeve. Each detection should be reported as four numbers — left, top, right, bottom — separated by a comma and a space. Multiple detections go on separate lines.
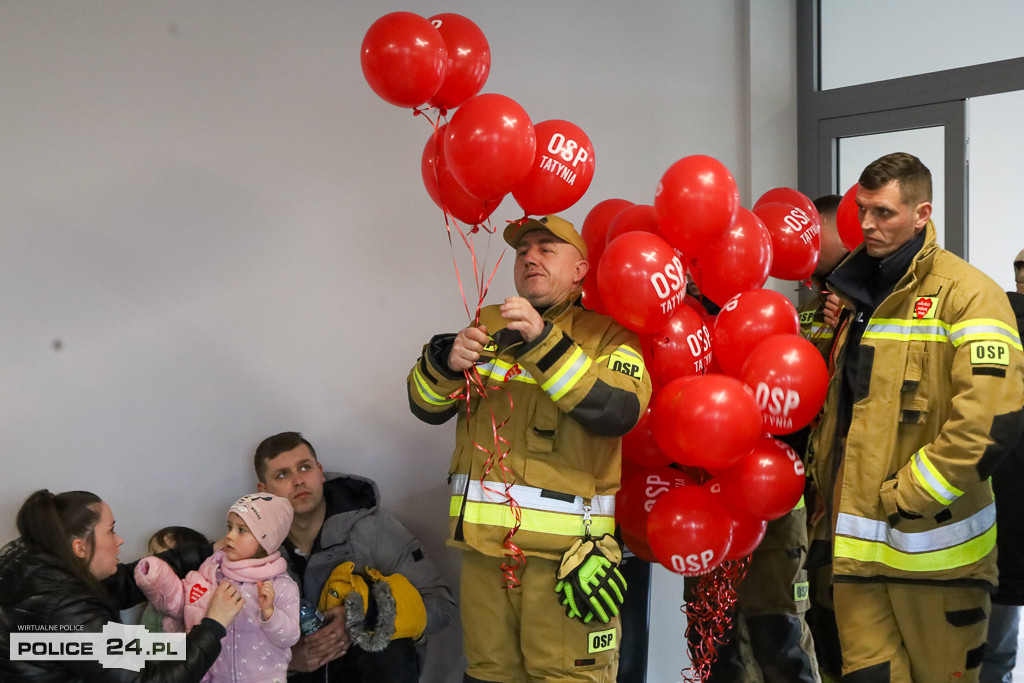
588, 627, 617, 654
608, 346, 645, 380
970, 341, 1010, 366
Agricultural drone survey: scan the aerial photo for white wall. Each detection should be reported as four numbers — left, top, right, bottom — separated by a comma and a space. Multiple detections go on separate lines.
0, 2, 796, 680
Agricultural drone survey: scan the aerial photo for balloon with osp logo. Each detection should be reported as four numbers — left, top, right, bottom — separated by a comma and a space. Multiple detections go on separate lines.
649, 304, 713, 382
426, 13, 490, 111
646, 484, 734, 576
511, 119, 595, 216
754, 187, 821, 228
597, 231, 686, 334
616, 465, 699, 543
715, 435, 806, 521
361, 12, 448, 108
443, 93, 536, 202
752, 202, 821, 281
741, 333, 829, 435
421, 124, 502, 225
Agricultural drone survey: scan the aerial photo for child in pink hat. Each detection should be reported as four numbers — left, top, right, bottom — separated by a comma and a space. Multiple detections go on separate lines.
135, 493, 300, 683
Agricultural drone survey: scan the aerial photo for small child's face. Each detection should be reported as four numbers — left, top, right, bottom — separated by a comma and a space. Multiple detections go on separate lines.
223, 512, 262, 562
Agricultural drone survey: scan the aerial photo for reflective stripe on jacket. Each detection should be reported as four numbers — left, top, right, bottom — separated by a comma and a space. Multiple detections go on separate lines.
808, 224, 1024, 585
408, 292, 651, 560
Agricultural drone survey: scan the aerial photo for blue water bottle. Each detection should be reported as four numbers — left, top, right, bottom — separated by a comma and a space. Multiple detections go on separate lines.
299, 599, 325, 636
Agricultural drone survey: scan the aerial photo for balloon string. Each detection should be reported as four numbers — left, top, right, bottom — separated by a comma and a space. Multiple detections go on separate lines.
681, 558, 750, 682
419, 103, 526, 587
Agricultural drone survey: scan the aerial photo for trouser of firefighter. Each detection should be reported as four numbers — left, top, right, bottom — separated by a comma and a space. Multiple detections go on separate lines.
460, 550, 620, 683
833, 581, 990, 682
805, 556, 842, 682
689, 506, 820, 682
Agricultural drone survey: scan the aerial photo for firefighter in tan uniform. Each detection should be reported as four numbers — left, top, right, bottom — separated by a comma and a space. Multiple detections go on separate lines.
407, 215, 651, 682
808, 153, 1024, 682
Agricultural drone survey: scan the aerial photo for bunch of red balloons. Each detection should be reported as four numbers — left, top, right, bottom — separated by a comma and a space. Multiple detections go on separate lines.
592, 168, 828, 576
361, 12, 597, 224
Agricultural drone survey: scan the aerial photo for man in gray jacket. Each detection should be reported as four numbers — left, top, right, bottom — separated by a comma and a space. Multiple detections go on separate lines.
254, 431, 456, 682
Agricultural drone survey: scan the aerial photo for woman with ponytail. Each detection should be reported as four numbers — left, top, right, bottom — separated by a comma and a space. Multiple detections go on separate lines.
0, 489, 245, 682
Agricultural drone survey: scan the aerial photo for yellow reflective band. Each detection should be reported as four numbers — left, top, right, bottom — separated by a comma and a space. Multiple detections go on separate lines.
864, 318, 950, 343
792, 494, 806, 511
541, 347, 592, 401
476, 359, 536, 384
412, 367, 457, 407
588, 628, 617, 654
951, 318, 1023, 350
834, 524, 996, 573
460, 499, 616, 537
910, 449, 963, 506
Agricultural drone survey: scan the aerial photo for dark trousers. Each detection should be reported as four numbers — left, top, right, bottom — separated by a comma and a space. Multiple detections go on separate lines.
288, 637, 421, 683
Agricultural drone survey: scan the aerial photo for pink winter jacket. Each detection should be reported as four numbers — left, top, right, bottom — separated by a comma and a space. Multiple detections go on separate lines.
135, 549, 300, 683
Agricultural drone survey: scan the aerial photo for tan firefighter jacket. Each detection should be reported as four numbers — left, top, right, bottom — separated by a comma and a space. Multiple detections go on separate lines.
808, 223, 1024, 586
408, 291, 652, 560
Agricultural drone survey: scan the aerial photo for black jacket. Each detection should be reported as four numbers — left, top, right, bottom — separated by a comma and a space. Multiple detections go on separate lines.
993, 291, 1024, 605
0, 538, 224, 682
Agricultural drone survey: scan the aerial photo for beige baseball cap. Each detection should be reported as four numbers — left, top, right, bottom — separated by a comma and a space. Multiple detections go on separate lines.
502, 215, 588, 260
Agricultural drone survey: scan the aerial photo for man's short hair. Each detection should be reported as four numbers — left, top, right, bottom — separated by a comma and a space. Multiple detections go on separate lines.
859, 152, 932, 207
254, 431, 318, 483
813, 193, 842, 220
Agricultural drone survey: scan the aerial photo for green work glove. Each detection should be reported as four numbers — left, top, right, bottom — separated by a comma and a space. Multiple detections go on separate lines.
554, 534, 627, 624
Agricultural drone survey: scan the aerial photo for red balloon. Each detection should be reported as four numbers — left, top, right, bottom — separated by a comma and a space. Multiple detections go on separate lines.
723, 513, 768, 561
583, 199, 634, 265
421, 124, 501, 224
606, 204, 662, 244
616, 466, 698, 541
689, 208, 773, 306
649, 305, 713, 382
512, 120, 596, 216
579, 199, 634, 315
647, 485, 733, 576
444, 93, 536, 201
716, 435, 806, 521
650, 374, 762, 470
361, 12, 448, 108
426, 13, 490, 110
655, 155, 740, 257
622, 407, 673, 468
754, 187, 822, 228
741, 334, 829, 435
597, 232, 686, 333
621, 527, 659, 564
581, 271, 607, 315
752, 202, 821, 281
711, 288, 800, 377
837, 183, 863, 251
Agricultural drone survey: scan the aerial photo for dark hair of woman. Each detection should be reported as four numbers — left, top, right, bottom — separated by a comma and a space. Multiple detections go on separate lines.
15, 489, 106, 596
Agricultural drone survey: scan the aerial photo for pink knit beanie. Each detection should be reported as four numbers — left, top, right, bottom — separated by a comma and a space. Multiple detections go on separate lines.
228, 493, 294, 553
